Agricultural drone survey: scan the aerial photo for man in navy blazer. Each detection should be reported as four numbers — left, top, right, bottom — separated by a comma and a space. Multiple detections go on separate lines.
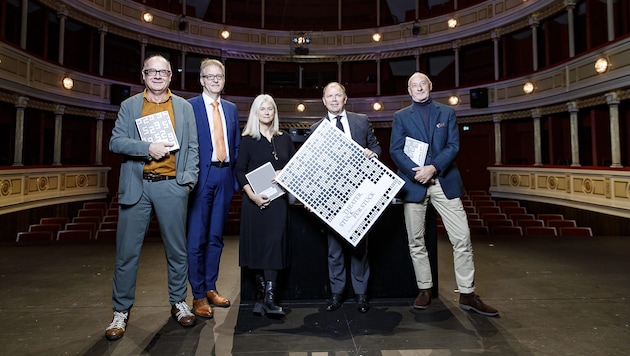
390, 72, 498, 317
311, 82, 381, 313
186, 59, 240, 318
106, 55, 199, 341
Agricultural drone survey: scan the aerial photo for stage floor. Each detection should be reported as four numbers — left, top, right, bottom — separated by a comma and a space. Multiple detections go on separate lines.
1, 234, 628, 355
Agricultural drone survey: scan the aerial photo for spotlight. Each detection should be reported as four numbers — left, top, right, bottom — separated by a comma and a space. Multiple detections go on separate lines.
220, 30, 231, 40
372, 33, 382, 42
412, 26, 420, 35
594, 57, 609, 74
448, 96, 460, 106
372, 102, 383, 111
142, 12, 153, 23
292, 33, 311, 45
447, 18, 458, 29
178, 20, 187, 31
523, 82, 535, 94
296, 103, 306, 112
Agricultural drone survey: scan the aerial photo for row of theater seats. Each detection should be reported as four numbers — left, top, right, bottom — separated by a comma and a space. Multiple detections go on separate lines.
437, 190, 593, 237
14, 195, 161, 244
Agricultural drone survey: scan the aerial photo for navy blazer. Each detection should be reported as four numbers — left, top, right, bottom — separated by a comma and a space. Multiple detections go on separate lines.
109, 92, 199, 206
311, 112, 382, 156
188, 95, 241, 192
389, 100, 465, 202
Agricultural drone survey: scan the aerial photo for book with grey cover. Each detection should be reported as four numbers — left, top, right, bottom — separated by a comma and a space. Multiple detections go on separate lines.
246, 161, 285, 201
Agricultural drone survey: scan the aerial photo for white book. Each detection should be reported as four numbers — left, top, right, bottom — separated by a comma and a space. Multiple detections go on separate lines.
135, 110, 180, 151
246, 162, 285, 201
404, 136, 428, 166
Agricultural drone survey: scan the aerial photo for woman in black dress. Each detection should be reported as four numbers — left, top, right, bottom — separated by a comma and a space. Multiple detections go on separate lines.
235, 94, 295, 317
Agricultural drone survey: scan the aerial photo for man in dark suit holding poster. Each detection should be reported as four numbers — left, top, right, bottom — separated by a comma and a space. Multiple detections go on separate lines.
311, 82, 381, 313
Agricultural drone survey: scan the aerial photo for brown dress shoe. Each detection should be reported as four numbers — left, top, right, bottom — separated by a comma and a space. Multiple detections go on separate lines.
459, 292, 499, 317
105, 311, 128, 341
413, 289, 432, 309
193, 297, 214, 318
171, 301, 196, 327
206, 290, 230, 307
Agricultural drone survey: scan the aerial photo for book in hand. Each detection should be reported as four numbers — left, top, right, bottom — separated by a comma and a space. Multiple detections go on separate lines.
135, 110, 180, 151
246, 162, 285, 201
404, 136, 428, 166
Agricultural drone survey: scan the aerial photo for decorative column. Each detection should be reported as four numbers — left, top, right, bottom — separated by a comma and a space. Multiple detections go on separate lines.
260, 58, 266, 95
180, 48, 187, 91
95, 112, 104, 165
491, 30, 500, 81
414, 49, 420, 72
529, 15, 539, 71
565, 0, 576, 58
57, 6, 68, 65
605, 92, 622, 168
98, 24, 107, 76
531, 108, 543, 166
567, 101, 580, 167
493, 114, 502, 165
337, 59, 342, 82
53, 105, 65, 166
606, 0, 614, 41
13, 96, 28, 166
20, 0, 28, 49
453, 41, 460, 87
375, 55, 381, 96
140, 37, 148, 69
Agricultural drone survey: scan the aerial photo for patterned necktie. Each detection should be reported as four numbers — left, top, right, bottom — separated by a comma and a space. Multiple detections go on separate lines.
211, 102, 227, 162
334, 115, 344, 132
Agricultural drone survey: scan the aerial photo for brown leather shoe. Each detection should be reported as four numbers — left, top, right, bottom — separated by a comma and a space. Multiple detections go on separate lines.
413, 289, 432, 309
206, 290, 230, 307
193, 297, 214, 318
171, 301, 196, 326
459, 292, 499, 317
105, 311, 128, 341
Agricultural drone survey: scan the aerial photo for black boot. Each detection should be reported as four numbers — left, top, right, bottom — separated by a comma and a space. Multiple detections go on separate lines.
253, 274, 265, 316
262, 281, 285, 317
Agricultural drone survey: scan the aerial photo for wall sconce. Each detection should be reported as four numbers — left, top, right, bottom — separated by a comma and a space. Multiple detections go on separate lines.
372, 33, 382, 42
594, 57, 610, 74
372, 102, 383, 111
142, 12, 153, 23
447, 18, 458, 29
62, 76, 74, 90
523, 81, 535, 94
292, 33, 311, 45
296, 103, 306, 112
448, 95, 460, 106
220, 30, 231, 40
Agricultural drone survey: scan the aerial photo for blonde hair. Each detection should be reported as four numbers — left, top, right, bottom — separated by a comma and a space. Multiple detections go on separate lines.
199, 58, 225, 76
242, 94, 281, 139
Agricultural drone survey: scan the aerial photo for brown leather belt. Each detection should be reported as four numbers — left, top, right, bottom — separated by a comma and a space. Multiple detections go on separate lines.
143, 173, 176, 182
211, 161, 230, 168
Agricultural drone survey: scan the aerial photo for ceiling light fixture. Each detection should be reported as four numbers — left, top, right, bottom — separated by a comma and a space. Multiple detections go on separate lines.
523, 82, 535, 94
62, 76, 74, 90
594, 57, 609, 74
142, 12, 153, 23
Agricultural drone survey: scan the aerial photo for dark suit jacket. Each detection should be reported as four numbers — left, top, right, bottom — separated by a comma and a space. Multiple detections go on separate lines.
109, 92, 199, 206
188, 95, 241, 192
389, 100, 465, 202
311, 111, 381, 156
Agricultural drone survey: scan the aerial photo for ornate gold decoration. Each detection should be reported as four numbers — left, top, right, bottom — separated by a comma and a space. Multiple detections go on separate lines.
1, 180, 12, 196
509, 174, 520, 186
547, 176, 557, 190
582, 178, 594, 194
77, 174, 88, 187
37, 177, 50, 191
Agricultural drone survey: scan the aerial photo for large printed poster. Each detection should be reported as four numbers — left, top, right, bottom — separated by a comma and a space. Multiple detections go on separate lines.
276, 120, 404, 246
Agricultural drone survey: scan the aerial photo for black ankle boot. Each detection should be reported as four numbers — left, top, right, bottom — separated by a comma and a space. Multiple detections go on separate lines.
262, 281, 285, 317
253, 274, 265, 316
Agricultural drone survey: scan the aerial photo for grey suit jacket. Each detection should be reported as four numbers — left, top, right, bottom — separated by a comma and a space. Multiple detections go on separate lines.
109, 92, 199, 205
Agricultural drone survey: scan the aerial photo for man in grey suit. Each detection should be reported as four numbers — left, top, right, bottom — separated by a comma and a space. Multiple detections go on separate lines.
311, 82, 381, 313
105, 54, 200, 340
390, 72, 498, 317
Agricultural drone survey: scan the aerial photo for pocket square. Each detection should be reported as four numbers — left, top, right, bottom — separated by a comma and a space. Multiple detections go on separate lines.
436, 122, 446, 128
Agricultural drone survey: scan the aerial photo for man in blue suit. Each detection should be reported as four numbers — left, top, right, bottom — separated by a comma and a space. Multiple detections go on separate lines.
312, 82, 381, 313
106, 54, 199, 341
187, 58, 240, 318
390, 72, 498, 317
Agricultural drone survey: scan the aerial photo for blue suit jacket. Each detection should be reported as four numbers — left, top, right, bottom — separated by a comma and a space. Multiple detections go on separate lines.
109, 92, 199, 205
188, 95, 241, 192
389, 100, 465, 202
311, 112, 382, 156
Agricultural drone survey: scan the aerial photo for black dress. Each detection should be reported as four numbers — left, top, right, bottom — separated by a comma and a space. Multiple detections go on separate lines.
235, 131, 296, 270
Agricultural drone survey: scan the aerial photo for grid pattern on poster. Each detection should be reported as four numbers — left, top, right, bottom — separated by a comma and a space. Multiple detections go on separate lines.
135, 110, 180, 151
276, 120, 404, 246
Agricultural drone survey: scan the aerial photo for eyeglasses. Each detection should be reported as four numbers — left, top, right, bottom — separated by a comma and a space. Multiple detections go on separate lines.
201, 74, 225, 81
143, 69, 171, 77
